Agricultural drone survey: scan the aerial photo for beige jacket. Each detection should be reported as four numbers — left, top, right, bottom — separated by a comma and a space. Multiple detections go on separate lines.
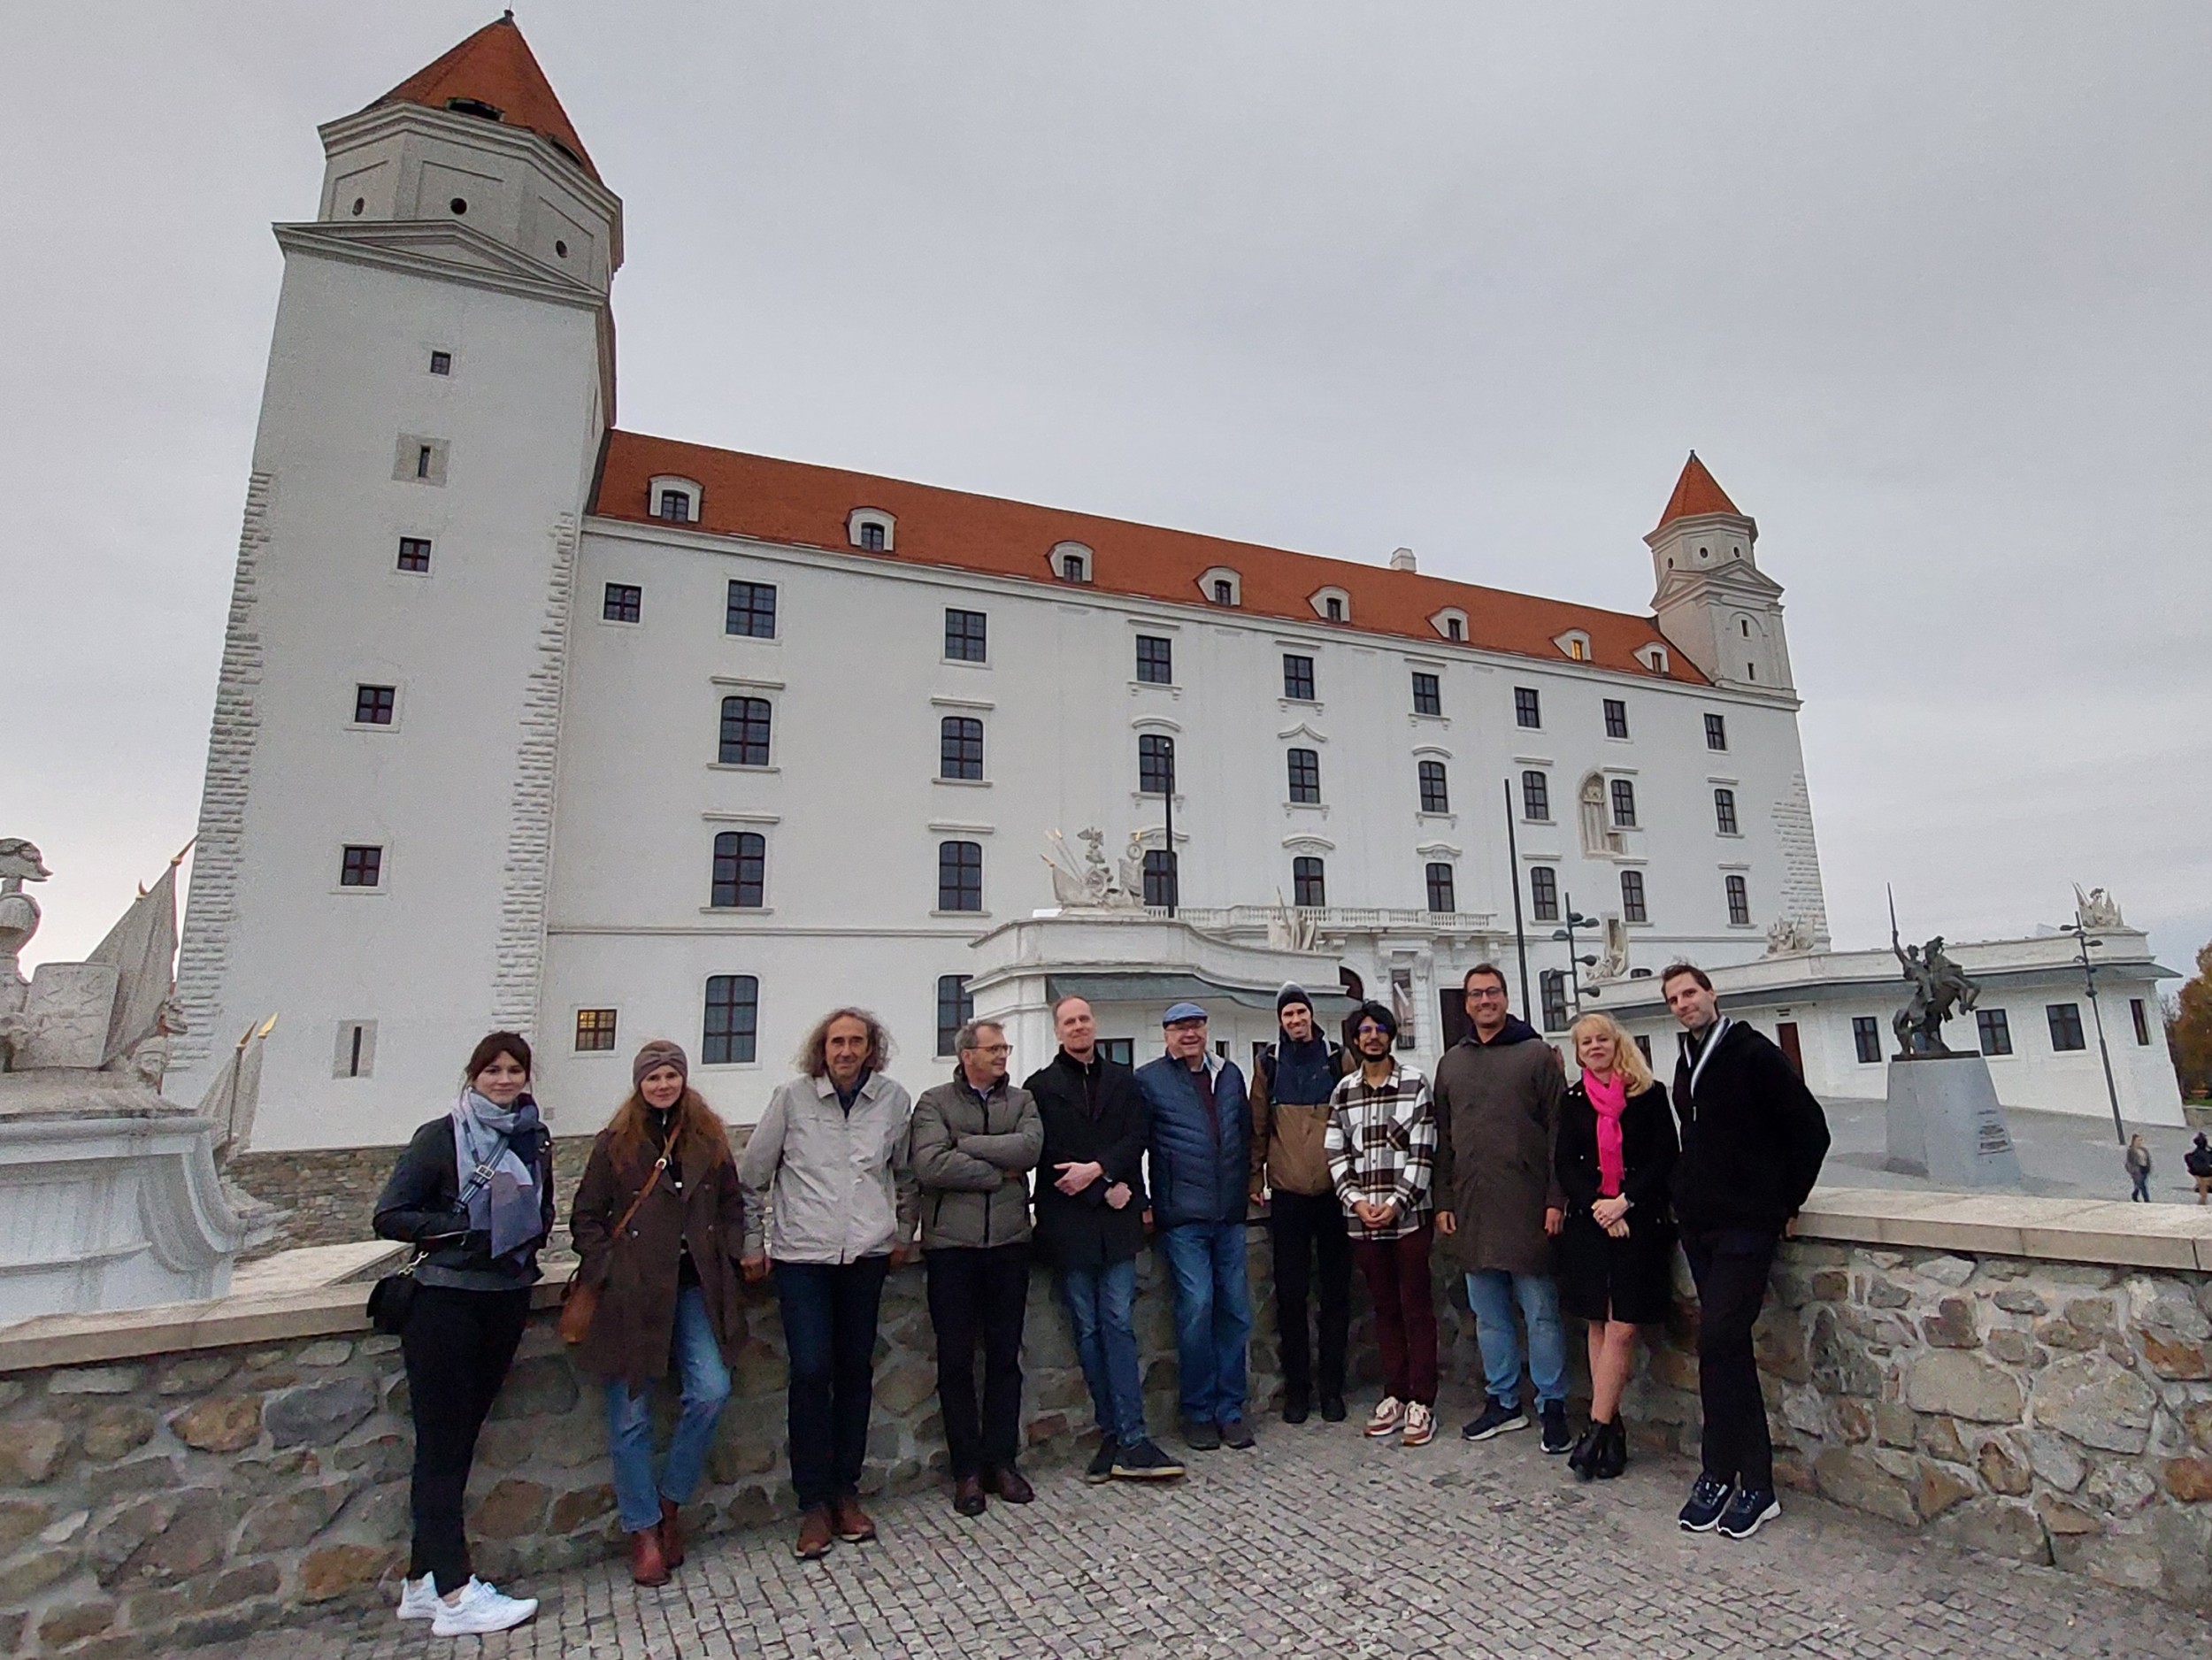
738, 1072, 919, 1264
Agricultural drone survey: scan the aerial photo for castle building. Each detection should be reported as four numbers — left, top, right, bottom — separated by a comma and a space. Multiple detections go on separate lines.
183, 17, 2146, 1152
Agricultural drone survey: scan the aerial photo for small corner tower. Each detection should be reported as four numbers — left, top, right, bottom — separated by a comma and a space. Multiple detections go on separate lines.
1645, 454, 1793, 696
170, 17, 621, 1145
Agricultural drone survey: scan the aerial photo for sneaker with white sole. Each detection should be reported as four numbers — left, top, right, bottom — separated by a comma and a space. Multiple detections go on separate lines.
1363, 1395, 1403, 1438
1459, 1396, 1529, 1442
429, 1578, 538, 1638
1400, 1402, 1435, 1447
1716, 1486, 1781, 1541
396, 1572, 439, 1622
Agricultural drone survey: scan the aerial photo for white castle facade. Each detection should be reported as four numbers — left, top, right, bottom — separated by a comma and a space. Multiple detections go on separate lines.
165, 19, 2181, 1149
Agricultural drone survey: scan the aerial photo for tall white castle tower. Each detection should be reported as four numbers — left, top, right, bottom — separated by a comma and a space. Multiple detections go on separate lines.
1645, 453, 1794, 696
169, 17, 621, 1146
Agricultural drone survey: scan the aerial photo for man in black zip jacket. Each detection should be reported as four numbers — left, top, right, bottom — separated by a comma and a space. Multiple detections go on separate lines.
1662, 962, 1830, 1542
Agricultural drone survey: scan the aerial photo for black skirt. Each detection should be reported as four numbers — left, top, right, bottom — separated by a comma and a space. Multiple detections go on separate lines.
1556, 1206, 1677, 1326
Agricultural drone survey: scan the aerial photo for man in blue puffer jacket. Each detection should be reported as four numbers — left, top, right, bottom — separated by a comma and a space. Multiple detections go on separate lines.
1136, 1002, 1256, 1451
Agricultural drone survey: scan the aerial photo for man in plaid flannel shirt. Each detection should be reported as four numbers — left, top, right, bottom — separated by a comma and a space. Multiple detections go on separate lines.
1325, 1001, 1441, 1447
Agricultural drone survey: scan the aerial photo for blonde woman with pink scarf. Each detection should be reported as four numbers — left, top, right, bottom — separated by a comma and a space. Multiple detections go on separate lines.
1555, 1012, 1678, 1481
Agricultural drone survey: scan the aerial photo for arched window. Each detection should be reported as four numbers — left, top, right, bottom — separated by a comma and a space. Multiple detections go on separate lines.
1522, 771, 1550, 822
1529, 865, 1559, 921
1139, 734, 1176, 795
1418, 760, 1450, 814
1292, 856, 1326, 907
718, 696, 772, 766
937, 842, 983, 911
1425, 862, 1456, 913
1286, 748, 1321, 803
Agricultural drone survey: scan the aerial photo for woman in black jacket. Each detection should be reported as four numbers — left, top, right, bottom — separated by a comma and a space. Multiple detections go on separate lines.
373, 1031, 556, 1638
1555, 1012, 1677, 1481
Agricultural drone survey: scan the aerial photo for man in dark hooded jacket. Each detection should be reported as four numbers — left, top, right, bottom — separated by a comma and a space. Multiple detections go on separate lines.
1432, 964, 1572, 1454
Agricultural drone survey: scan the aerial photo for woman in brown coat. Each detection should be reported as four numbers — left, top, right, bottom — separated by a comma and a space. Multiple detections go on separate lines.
570, 1041, 749, 1587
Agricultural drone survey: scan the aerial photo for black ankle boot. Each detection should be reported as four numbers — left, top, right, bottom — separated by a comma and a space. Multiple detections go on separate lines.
1567, 1421, 1602, 1481
1594, 1418, 1628, 1479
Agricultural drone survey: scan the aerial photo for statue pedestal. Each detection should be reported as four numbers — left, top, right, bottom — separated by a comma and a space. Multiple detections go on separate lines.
1885, 1052, 2023, 1187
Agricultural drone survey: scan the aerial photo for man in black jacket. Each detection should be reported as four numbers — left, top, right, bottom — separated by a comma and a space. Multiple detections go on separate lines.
1022, 996, 1183, 1483
1663, 963, 1831, 1541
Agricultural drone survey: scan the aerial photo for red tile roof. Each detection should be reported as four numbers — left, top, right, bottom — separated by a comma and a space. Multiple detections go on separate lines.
373, 15, 600, 182
1652, 452, 1743, 531
595, 431, 1705, 684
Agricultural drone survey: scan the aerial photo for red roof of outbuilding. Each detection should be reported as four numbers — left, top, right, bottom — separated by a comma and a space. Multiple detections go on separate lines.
373, 14, 599, 181
1653, 452, 1744, 531
595, 431, 1705, 683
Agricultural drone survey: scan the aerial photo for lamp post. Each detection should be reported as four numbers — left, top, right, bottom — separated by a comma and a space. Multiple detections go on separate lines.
1502, 779, 1532, 1015
1156, 742, 1178, 918
2061, 920, 2124, 1145
1550, 895, 1600, 1021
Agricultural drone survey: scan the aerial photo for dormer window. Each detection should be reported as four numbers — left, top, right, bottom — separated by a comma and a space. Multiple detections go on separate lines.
848, 508, 895, 552
1641, 644, 1671, 673
1052, 542, 1093, 583
1553, 629, 1591, 662
1309, 586, 1351, 624
445, 96, 504, 121
1197, 565, 1241, 607
1429, 608, 1469, 643
649, 475, 703, 524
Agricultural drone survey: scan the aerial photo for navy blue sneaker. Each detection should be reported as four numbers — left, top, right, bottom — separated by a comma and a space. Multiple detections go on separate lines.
1539, 1401, 1573, 1455
1085, 1439, 1118, 1484
1717, 1486, 1780, 1540
1460, 1397, 1529, 1442
1678, 1475, 1733, 1532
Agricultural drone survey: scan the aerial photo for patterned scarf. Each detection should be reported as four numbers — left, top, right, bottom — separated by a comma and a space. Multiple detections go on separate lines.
451, 1089, 544, 1260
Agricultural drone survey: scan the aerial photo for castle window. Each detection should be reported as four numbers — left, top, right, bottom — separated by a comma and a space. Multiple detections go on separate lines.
1642, 645, 1670, 673
2046, 1003, 2086, 1052
1283, 654, 1316, 702
1540, 970, 1570, 1034
1620, 869, 1648, 924
1529, 865, 1559, 921
1411, 672, 1441, 717
334, 1020, 377, 1078
1214, 580, 1233, 603
1714, 788, 1739, 835
1554, 630, 1591, 661
445, 97, 503, 120
1853, 1017, 1882, 1064
1603, 699, 1629, 740
849, 509, 896, 551
1705, 712, 1728, 750
1724, 874, 1751, 926
1136, 635, 1173, 685
555, 240, 569, 258
1978, 1008, 2012, 1057
1292, 857, 1326, 908
449, 197, 468, 216
945, 608, 987, 662
1521, 771, 1550, 822
702, 975, 758, 1064
1429, 608, 1469, 642
941, 716, 984, 780
1051, 542, 1093, 582
1448, 618, 1463, 641
1309, 587, 1351, 623
718, 696, 772, 766
428, 350, 452, 376
938, 841, 984, 911
1325, 597, 1343, 621
1418, 760, 1450, 815
935, 976, 975, 1057
575, 1009, 618, 1052
1139, 734, 1176, 795
710, 832, 765, 909
1425, 862, 1456, 914
1609, 778, 1638, 828
352, 685, 396, 726
726, 580, 778, 639
396, 537, 433, 573
1143, 849, 1179, 908
416, 446, 433, 479
1286, 748, 1320, 804
603, 583, 641, 623
660, 491, 691, 523
340, 845, 382, 888
1197, 565, 1241, 606
1741, 619, 1751, 636
2131, 998, 2151, 1046
1514, 687, 1541, 729
860, 522, 885, 549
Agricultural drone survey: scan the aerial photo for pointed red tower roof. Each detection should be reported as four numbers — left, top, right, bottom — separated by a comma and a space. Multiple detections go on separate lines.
1653, 452, 1743, 531
373, 13, 599, 181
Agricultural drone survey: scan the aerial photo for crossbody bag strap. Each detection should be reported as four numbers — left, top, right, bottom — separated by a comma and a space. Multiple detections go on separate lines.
607, 1155, 670, 1242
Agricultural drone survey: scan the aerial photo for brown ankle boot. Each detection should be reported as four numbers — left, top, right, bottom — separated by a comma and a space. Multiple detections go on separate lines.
658, 1496, 686, 1568
628, 1525, 670, 1587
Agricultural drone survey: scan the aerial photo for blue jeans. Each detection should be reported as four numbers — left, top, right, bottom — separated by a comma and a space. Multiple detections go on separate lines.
1158, 1221, 1253, 1424
603, 1286, 732, 1533
1463, 1269, 1568, 1408
1058, 1258, 1147, 1446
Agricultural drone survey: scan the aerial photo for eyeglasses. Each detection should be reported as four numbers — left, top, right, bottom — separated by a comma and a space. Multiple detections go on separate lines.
972, 1043, 1012, 1056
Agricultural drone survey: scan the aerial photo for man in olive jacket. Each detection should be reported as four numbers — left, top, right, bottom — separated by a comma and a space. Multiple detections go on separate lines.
909, 1018, 1044, 1516
1432, 964, 1572, 1453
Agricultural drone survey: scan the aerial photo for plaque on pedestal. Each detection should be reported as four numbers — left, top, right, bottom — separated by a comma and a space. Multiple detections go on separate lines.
1885, 1052, 2022, 1188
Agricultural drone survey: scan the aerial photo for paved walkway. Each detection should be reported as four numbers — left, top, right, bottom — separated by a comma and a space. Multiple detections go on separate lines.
204, 1401, 2203, 1659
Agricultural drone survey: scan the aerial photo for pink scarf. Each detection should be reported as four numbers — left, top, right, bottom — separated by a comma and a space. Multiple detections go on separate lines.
1585, 1070, 1628, 1196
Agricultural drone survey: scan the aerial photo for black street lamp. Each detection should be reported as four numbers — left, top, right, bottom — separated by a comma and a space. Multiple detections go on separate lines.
2060, 920, 2125, 1145
1550, 895, 1600, 1020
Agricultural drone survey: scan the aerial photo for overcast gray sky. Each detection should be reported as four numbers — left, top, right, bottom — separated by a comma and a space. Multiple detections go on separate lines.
8, 2, 2208, 990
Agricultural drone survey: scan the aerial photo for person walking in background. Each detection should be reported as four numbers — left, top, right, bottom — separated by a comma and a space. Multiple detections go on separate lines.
739, 1008, 918, 1561
1432, 965, 1574, 1456
373, 1032, 554, 1637
1325, 1002, 1440, 1448
909, 1019, 1044, 1517
1663, 963, 1830, 1541
1249, 983, 1354, 1424
2125, 1134, 2154, 1203
1555, 1014, 1678, 1483
1137, 1003, 1257, 1453
2185, 1133, 2212, 1205
569, 1041, 746, 1586
1023, 996, 1183, 1483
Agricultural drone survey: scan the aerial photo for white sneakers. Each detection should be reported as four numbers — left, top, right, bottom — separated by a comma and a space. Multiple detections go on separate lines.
404, 1577, 538, 1637
1364, 1396, 1403, 1438
1401, 1402, 1435, 1447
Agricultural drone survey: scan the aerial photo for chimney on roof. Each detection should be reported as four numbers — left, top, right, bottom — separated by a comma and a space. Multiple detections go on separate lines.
1388, 547, 1417, 573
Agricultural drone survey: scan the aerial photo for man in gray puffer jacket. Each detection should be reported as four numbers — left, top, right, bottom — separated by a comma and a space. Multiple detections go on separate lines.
909, 1018, 1044, 1516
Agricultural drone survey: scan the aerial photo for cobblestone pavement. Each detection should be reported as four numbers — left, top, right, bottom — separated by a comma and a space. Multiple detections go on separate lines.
204, 1396, 2206, 1660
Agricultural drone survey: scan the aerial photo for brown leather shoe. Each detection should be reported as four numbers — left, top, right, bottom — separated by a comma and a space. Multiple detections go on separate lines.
628, 1526, 670, 1587
658, 1495, 686, 1568
952, 1475, 987, 1517
795, 1504, 835, 1561
987, 1466, 1035, 1504
832, 1495, 877, 1543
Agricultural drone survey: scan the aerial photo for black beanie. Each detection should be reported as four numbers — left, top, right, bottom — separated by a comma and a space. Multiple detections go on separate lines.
1350, 999, 1397, 1041
1277, 982, 1313, 1018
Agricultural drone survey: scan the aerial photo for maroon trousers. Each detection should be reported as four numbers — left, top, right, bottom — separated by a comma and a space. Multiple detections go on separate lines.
1351, 1223, 1438, 1405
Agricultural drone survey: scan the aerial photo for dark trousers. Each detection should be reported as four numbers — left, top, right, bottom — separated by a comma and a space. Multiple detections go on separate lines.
400, 1284, 530, 1594
1269, 1189, 1350, 1403
1682, 1227, 1779, 1491
773, 1256, 891, 1512
924, 1242, 1031, 1478
1351, 1225, 1439, 1405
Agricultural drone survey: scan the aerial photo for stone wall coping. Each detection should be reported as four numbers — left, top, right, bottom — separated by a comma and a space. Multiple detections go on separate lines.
4, 1186, 2208, 1376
